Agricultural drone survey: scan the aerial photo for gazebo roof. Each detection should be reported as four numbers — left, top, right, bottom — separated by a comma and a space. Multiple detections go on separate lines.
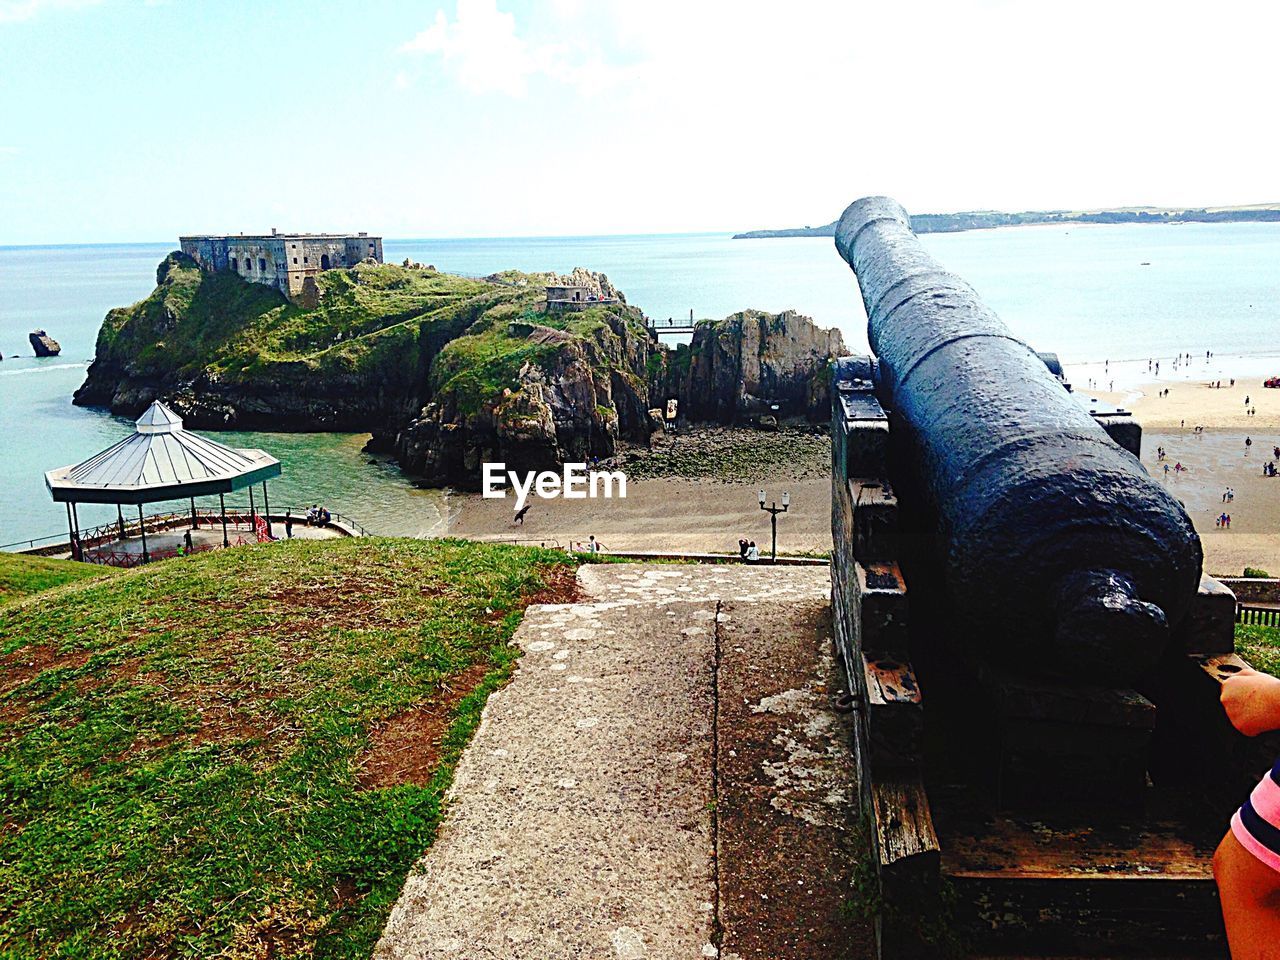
46, 401, 281, 505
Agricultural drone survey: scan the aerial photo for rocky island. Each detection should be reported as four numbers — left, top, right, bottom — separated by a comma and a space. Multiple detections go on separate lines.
75, 253, 843, 486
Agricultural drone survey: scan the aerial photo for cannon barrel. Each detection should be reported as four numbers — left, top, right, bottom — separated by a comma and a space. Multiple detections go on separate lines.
834, 196, 1202, 680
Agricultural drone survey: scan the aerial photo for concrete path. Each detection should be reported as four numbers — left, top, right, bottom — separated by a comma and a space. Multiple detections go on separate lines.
375, 564, 871, 960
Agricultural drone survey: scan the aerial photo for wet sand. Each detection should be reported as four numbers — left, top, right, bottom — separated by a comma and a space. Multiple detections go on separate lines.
1145, 428, 1280, 577
447, 476, 833, 556
1071, 356, 1280, 430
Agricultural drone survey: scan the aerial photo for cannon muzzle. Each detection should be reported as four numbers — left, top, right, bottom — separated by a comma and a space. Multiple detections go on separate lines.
834, 196, 1202, 679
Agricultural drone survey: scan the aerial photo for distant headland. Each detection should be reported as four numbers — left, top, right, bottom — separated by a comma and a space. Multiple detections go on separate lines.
732, 202, 1280, 238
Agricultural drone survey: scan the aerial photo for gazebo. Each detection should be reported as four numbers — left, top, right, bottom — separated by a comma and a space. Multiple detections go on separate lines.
45, 401, 282, 563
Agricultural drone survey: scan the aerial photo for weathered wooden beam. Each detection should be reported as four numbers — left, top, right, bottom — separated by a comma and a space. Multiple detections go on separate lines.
871, 776, 940, 882
863, 654, 923, 769
973, 664, 1156, 807
836, 384, 889, 481
855, 560, 909, 656
852, 480, 898, 562
1172, 573, 1237, 654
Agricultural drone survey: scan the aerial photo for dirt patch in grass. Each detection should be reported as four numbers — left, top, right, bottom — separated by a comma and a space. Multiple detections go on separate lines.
523, 562, 582, 606
0, 645, 92, 697
357, 661, 492, 789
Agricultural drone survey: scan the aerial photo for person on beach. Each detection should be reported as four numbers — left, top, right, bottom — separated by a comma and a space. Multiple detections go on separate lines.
738, 538, 749, 560
284, 510, 293, 538
587, 535, 603, 555
514, 504, 531, 525
1247, 437, 1254, 452
746, 541, 760, 563
1164, 463, 1170, 477
183, 530, 193, 553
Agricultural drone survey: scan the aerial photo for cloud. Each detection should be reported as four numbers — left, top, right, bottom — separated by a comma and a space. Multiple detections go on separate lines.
0, 0, 100, 24
400, 0, 623, 97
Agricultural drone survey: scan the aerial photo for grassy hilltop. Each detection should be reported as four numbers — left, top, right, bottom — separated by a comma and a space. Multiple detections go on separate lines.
0, 540, 579, 958
0, 551, 118, 605
74, 254, 547, 431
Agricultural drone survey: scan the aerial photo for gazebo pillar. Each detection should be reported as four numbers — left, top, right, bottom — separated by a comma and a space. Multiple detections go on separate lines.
261, 481, 274, 539
249, 485, 257, 536
137, 505, 150, 563
65, 503, 79, 561
71, 503, 82, 561
190, 497, 197, 530
117, 504, 125, 541
219, 493, 230, 547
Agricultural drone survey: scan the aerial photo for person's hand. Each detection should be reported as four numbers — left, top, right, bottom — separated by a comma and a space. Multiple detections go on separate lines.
1221, 666, 1280, 737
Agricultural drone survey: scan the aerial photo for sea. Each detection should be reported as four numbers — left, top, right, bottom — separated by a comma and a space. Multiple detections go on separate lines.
3, 223, 1280, 548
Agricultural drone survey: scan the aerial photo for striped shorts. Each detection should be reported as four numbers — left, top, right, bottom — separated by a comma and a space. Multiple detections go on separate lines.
1232, 757, 1280, 872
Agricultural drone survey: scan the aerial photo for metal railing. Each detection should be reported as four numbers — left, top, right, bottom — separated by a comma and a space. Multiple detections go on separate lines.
1237, 603, 1280, 628
3, 504, 369, 557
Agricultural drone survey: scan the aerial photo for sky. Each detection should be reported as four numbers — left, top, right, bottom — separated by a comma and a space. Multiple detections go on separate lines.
1, 0, 1278, 244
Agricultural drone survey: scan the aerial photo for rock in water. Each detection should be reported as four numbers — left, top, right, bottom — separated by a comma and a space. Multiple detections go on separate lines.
29, 329, 61, 357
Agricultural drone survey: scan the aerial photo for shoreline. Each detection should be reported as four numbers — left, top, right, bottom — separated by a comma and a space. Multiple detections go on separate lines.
1068, 360, 1280, 430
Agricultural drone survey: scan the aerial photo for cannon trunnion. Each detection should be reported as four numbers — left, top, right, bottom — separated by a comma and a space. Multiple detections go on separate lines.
829, 197, 1275, 958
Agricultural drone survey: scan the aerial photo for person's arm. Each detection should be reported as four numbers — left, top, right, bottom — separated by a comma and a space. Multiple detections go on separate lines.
1221, 666, 1280, 737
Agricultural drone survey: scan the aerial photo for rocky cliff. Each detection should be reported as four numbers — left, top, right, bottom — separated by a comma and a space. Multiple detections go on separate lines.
679, 310, 844, 424
395, 300, 656, 484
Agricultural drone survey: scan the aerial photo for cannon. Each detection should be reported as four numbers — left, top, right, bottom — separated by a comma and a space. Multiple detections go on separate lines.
834, 196, 1202, 681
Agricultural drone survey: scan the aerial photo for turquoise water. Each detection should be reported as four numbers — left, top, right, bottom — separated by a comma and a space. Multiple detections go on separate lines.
3, 224, 1280, 546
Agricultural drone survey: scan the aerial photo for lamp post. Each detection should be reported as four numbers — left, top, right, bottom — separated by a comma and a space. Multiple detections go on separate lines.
758, 489, 790, 563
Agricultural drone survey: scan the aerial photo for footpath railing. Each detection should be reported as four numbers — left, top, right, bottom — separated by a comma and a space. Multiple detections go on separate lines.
2, 504, 368, 561
1237, 603, 1280, 628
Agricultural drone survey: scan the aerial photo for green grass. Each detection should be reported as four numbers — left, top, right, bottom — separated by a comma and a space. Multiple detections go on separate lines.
94, 255, 543, 391
1236, 622, 1280, 675
430, 303, 648, 417
0, 537, 579, 958
0, 553, 117, 606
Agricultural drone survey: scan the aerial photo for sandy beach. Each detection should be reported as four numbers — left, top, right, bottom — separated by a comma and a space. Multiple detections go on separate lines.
1068, 357, 1280, 576
1069, 355, 1280, 430
448, 476, 833, 556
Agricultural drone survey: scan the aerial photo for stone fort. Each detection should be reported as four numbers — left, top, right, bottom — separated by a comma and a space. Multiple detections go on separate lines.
179, 230, 384, 300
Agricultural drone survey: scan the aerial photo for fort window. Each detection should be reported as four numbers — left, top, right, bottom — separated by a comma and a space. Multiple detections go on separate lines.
231, 257, 238, 271
259, 258, 267, 272
321, 254, 331, 269
293, 257, 298, 264
303, 257, 308, 264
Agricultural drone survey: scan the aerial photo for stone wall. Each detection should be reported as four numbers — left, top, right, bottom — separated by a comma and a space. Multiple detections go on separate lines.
1220, 578, 1280, 604
179, 234, 383, 299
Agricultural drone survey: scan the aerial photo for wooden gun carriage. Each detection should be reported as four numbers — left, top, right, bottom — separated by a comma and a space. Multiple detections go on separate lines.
830, 197, 1279, 957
